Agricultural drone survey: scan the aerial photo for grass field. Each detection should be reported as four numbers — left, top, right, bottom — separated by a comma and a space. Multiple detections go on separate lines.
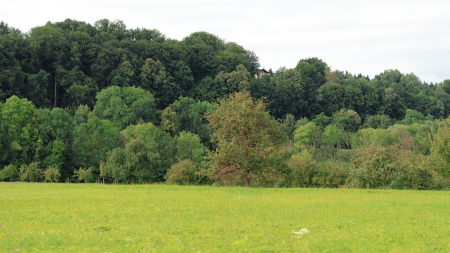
1, 183, 449, 252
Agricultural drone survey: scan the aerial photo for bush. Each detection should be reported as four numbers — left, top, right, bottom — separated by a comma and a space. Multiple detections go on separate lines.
364, 114, 393, 129
166, 159, 198, 185
313, 161, 349, 188
19, 162, 43, 182
74, 167, 92, 183
346, 145, 436, 189
286, 152, 318, 187
44, 167, 61, 183
0, 164, 19, 181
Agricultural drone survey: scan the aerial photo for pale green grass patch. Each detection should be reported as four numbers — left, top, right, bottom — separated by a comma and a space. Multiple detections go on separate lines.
0, 183, 449, 252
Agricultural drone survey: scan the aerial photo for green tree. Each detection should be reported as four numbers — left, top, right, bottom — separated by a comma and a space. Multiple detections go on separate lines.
43, 167, 60, 183
27, 69, 51, 108
92, 86, 158, 130
295, 58, 329, 117
167, 61, 194, 100
166, 159, 198, 185
56, 66, 97, 108
161, 96, 216, 148
281, 114, 297, 141
107, 148, 127, 183
293, 121, 321, 152
19, 162, 42, 182
217, 42, 259, 74
35, 108, 76, 179
271, 68, 304, 119
191, 76, 218, 102
182, 32, 223, 82
139, 58, 170, 108
175, 131, 206, 167
74, 167, 92, 183
206, 92, 287, 187
397, 109, 428, 125
109, 122, 176, 183
214, 64, 251, 98
351, 128, 389, 148
364, 114, 392, 129
0, 164, 19, 181
74, 104, 91, 125
381, 87, 406, 119
99, 160, 111, 184
332, 109, 361, 133
312, 112, 332, 130
73, 117, 119, 173
112, 56, 134, 86
317, 83, 345, 116
1, 96, 38, 166
108, 138, 160, 184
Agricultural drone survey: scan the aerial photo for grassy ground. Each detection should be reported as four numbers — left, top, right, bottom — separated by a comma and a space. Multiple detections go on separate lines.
0, 183, 449, 252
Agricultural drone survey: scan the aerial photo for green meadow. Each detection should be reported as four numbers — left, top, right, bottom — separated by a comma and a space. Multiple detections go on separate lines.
1, 183, 449, 252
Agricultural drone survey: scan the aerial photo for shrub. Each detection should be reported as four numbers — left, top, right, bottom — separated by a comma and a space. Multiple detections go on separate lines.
313, 161, 349, 188
19, 162, 43, 182
346, 145, 435, 189
287, 152, 318, 187
364, 114, 393, 129
166, 159, 198, 185
0, 164, 19, 181
43, 167, 61, 183
74, 167, 92, 183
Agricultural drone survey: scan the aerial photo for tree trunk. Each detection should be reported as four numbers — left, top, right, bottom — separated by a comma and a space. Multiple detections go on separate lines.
102, 177, 105, 184
245, 171, 250, 187
132, 176, 136, 185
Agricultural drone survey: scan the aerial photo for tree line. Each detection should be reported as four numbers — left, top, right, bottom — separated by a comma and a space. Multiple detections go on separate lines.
1, 19, 450, 189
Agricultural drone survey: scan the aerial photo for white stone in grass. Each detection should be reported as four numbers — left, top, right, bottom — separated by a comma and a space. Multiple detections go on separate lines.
293, 228, 310, 235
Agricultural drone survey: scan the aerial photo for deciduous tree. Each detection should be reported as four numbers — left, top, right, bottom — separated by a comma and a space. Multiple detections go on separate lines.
206, 92, 286, 186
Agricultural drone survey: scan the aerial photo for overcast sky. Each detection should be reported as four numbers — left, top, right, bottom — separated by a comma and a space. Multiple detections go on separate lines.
2, 0, 449, 83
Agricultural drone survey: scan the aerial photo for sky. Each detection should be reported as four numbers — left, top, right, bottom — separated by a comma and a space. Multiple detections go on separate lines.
2, 0, 449, 83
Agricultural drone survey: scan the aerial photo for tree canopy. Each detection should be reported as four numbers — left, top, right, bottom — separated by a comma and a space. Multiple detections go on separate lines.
1, 18, 450, 189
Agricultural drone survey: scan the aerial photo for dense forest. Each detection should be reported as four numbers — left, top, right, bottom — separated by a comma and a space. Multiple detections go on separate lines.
1, 19, 450, 189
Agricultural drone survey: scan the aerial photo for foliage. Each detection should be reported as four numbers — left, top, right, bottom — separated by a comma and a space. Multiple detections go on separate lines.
332, 108, 361, 132
1, 19, 450, 188
396, 109, 431, 125
429, 117, 450, 177
160, 96, 216, 147
1, 96, 38, 167
287, 153, 318, 187
363, 114, 392, 129
214, 64, 251, 98
99, 160, 111, 184
206, 92, 287, 186
73, 117, 119, 172
74, 167, 92, 183
346, 145, 435, 189
19, 162, 42, 182
107, 122, 175, 183
0, 164, 18, 181
35, 107, 75, 179
92, 86, 158, 130
293, 121, 321, 151
165, 159, 198, 185
351, 128, 389, 148
43, 167, 61, 183
175, 131, 206, 166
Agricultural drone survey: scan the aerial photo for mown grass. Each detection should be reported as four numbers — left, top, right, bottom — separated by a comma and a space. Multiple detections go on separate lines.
0, 183, 449, 252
